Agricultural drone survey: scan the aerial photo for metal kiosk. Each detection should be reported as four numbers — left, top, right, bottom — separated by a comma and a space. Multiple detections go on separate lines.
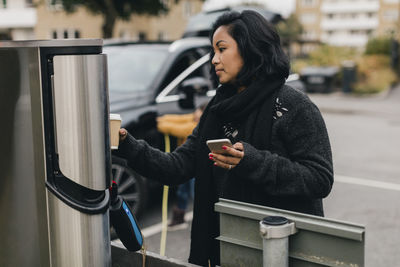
0, 40, 111, 267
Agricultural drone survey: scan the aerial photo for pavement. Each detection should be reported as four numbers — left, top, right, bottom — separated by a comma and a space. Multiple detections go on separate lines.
309, 86, 400, 118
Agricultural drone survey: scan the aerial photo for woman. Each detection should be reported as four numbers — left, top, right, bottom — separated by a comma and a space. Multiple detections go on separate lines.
117, 10, 333, 266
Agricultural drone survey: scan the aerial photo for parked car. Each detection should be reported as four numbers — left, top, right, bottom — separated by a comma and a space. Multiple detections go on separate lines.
104, 37, 304, 216
300, 66, 339, 93
182, 5, 283, 38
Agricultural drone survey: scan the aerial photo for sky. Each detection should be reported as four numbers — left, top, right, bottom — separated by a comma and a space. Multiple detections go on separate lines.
203, 0, 295, 18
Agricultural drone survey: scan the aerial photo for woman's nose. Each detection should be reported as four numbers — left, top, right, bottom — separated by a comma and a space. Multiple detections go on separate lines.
212, 53, 219, 65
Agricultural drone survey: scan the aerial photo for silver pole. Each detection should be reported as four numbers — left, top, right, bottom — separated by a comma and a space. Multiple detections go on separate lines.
259, 216, 297, 267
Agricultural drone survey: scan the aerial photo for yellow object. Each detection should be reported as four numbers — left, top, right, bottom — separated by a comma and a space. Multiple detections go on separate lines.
159, 134, 171, 256
158, 113, 198, 256
157, 113, 197, 146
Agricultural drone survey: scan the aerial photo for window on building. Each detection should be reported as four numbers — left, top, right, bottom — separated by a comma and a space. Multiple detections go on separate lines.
383, 10, 398, 21
158, 31, 167, 41
74, 30, 80, 39
301, 0, 315, 6
47, 0, 63, 10
301, 13, 317, 24
138, 32, 147, 41
119, 30, 130, 39
51, 29, 81, 39
25, 0, 33, 7
302, 30, 317, 40
385, 28, 396, 35
49, 0, 62, 5
0, 30, 11, 40
183, 0, 193, 18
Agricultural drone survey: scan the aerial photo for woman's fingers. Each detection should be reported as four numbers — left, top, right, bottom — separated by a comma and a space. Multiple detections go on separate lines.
209, 142, 244, 170
221, 143, 244, 159
233, 142, 244, 151
211, 158, 234, 170
119, 128, 128, 141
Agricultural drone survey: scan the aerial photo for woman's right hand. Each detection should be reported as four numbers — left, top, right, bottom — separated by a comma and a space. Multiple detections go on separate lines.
119, 128, 128, 141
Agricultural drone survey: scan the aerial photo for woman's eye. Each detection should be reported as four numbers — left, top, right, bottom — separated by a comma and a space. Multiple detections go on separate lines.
219, 47, 226, 52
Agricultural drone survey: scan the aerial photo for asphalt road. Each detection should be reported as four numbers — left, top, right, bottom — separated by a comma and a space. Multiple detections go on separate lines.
317, 88, 400, 266
130, 87, 400, 266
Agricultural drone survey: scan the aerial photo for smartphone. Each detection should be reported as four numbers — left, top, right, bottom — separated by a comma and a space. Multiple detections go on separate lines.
206, 138, 232, 153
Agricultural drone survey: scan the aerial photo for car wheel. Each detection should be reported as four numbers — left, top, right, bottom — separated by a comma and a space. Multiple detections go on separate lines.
111, 156, 147, 217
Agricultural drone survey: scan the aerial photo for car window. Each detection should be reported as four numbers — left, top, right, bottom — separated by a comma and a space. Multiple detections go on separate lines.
155, 53, 215, 105
167, 61, 212, 97
160, 48, 208, 94
105, 45, 169, 93
163, 49, 212, 97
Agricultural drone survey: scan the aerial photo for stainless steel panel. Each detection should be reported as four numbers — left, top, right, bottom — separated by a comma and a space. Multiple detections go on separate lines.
0, 39, 102, 48
0, 47, 50, 267
47, 193, 111, 267
52, 55, 108, 190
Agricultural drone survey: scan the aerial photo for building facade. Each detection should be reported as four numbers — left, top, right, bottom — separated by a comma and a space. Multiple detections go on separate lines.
0, 0, 36, 40
34, 0, 203, 41
296, 0, 400, 48
0, 0, 202, 41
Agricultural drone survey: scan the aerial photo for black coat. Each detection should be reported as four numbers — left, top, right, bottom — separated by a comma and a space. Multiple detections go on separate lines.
117, 85, 333, 266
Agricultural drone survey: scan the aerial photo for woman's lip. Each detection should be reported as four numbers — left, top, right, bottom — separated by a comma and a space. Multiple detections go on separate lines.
215, 69, 224, 75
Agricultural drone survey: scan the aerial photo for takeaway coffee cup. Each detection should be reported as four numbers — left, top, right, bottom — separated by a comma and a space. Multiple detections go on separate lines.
109, 113, 122, 150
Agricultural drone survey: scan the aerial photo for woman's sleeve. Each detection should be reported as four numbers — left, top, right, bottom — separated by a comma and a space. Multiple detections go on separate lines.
115, 126, 199, 186
232, 102, 334, 199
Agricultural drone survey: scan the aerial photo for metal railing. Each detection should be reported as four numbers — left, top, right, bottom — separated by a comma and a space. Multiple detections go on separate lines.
215, 198, 365, 267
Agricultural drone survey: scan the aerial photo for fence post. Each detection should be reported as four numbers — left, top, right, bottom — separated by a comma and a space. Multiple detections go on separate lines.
259, 216, 297, 267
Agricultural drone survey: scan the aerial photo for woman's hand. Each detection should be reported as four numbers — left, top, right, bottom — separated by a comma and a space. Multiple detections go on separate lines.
209, 142, 244, 170
119, 128, 128, 141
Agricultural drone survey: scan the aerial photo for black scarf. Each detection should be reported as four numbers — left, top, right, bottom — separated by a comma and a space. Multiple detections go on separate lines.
200, 76, 284, 148
189, 77, 285, 266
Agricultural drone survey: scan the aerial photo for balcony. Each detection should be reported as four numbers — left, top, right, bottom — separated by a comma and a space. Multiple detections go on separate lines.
321, 33, 369, 47
321, 1, 379, 14
0, 7, 36, 28
321, 18, 378, 31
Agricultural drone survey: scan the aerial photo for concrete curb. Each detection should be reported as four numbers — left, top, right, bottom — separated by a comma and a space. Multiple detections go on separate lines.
112, 242, 200, 267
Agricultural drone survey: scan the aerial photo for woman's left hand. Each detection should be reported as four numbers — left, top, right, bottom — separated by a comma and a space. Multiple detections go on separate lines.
209, 142, 244, 170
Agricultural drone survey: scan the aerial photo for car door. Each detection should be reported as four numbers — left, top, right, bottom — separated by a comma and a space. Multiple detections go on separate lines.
156, 52, 215, 115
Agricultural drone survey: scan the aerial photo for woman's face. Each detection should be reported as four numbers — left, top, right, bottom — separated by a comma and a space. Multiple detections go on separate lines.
212, 26, 244, 85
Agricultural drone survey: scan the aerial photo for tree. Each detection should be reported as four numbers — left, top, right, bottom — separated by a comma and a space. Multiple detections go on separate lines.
276, 14, 303, 59
58, 0, 173, 38
276, 13, 303, 44
365, 37, 391, 55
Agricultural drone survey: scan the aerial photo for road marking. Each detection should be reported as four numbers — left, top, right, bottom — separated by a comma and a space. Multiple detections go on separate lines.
137, 175, 399, 239
141, 211, 193, 238
335, 174, 400, 191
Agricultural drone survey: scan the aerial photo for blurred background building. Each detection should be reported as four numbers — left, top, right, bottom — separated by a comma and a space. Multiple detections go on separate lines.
0, 0, 203, 41
296, 0, 400, 51
0, 0, 36, 40
2, 0, 399, 48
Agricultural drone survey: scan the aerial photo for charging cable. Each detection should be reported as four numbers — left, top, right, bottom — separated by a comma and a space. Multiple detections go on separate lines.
160, 134, 171, 256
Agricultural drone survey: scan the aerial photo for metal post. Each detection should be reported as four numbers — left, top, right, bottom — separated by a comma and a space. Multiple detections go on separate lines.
259, 216, 297, 267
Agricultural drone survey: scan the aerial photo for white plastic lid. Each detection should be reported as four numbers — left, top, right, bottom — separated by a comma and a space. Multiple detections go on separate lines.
109, 113, 122, 121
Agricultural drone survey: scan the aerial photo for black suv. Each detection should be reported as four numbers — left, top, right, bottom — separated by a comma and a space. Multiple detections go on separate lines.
105, 37, 303, 215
